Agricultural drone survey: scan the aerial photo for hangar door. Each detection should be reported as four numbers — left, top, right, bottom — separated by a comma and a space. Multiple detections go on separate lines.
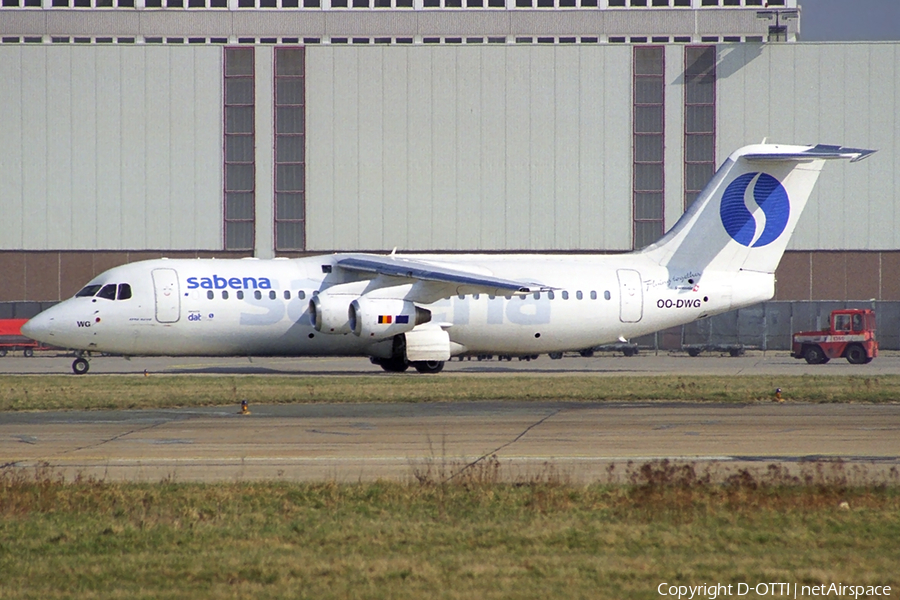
152, 268, 181, 323
617, 269, 643, 323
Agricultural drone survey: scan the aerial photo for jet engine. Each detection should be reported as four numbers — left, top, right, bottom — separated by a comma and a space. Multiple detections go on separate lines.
309, 294, 353, 334
349, 297, 431, 339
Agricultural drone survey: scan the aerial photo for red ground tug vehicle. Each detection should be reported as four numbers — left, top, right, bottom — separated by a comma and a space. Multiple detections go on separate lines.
0, 319, 41, 357
791, 309, 878, 365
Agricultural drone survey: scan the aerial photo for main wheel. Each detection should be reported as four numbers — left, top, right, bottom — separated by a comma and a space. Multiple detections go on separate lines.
548, 351, 564, 360
578, 349, 594, 358
72, 357, 90, 375
412, 360, 444, 374
686, 348, 701, 357
803, 345, 828, 365
845, 344, 868, 365
622, 347, 636, 357
378, 357, 409, 372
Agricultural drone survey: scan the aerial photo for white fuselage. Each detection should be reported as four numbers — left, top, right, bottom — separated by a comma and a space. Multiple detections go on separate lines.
24, 254, 773, 358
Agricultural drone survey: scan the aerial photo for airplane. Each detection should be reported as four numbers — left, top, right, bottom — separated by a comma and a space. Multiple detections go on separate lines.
22, 143, 874, 375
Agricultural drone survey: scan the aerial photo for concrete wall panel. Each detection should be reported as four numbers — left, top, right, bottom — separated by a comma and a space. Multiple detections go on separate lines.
774, 251, 811, 301
810, 252, 846, 301
0, 46, 223, 252
0, 254, 26, 303
880, 252, 900, 301
24, 254, 59, 302
254, 46, 275, 259
455, 49, 483, 250
431, 48, 459, 248
305, 45, 633, 252
553, 46, 581, 249
0, 48, 24, 250
381, 49, 410, 247
59, 253, 95, 300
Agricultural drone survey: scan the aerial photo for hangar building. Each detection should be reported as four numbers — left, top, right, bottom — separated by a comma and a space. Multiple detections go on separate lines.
2, 1, 899, 350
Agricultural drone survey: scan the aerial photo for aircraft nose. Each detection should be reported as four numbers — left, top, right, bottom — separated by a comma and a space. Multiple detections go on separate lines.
21, 311, 52, 344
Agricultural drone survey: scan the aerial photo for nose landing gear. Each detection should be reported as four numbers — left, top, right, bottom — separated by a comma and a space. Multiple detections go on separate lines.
72, 357, 90, 375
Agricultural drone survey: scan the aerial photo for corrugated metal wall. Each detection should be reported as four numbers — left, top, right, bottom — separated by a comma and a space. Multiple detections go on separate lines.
304, 45, 633, 251
1, 42, 897, 257
0, 45, 223, 251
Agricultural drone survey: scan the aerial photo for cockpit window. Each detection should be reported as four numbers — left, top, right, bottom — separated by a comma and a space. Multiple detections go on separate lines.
76, 284, 102, 298
117, 283, 132, 301
96, 284, 118, 300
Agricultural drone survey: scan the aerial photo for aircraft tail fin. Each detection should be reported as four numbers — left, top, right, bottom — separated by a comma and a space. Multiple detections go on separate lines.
641, 144, 875, 274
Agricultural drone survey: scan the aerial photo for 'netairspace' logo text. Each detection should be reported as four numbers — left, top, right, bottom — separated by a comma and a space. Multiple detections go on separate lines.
657, 583, 892, 599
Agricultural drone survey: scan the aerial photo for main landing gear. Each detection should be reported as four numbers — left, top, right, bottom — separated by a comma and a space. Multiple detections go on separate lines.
411, 360, 444, 374
369, 356, 445, 374
369, 334, 445, 374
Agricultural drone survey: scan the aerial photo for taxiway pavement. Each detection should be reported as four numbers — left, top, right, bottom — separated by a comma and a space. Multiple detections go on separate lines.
2, 400, 898, 483
2, 351, 900, 377
1, 353, 898, 483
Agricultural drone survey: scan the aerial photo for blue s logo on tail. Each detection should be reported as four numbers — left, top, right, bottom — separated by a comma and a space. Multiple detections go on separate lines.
719, 173, 790, 247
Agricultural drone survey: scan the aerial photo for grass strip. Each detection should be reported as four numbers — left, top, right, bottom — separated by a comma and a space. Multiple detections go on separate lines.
1, 461, 898, 599
0, 374, 899, 412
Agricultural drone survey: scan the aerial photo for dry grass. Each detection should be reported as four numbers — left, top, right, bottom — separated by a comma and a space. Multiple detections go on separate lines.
1, 460, 898, 599
1, 373, 899, 411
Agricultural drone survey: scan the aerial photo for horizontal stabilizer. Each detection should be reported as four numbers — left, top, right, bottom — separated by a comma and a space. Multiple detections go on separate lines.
743, 144, 876, 163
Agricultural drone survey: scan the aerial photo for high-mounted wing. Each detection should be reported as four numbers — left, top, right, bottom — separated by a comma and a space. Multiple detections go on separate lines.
336, 254, 552, 295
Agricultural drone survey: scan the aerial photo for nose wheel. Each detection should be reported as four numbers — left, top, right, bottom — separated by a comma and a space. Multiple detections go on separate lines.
72, 357, 90, 375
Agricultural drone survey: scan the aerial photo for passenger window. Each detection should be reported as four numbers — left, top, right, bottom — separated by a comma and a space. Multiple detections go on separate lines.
604, 290, 611, 300
284, 290, 291, 300
207, 290, 214, 300
237, 290, 244, 300
852, 314, 863, 331
590, 291, 597, 300
533, 292, 540, 300
298, 290, 306, 300
222, 291, 229, 300
96, 284, 117, 300
576, 291, 583, 300
269, 290, 277, 300
255, 290, 262, 300
473, 294, 480, 300
76, 284, 102, 298
117, 283, 132, 300
548, 291, 555, 300
562, 291, 569, 300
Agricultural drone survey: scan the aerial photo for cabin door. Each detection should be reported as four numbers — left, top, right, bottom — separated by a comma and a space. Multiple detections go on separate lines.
152, 268, 181, 323
617, 269, 643, 323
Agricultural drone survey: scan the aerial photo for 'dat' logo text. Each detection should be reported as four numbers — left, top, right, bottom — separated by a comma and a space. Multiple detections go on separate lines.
719, 172, 790, 248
